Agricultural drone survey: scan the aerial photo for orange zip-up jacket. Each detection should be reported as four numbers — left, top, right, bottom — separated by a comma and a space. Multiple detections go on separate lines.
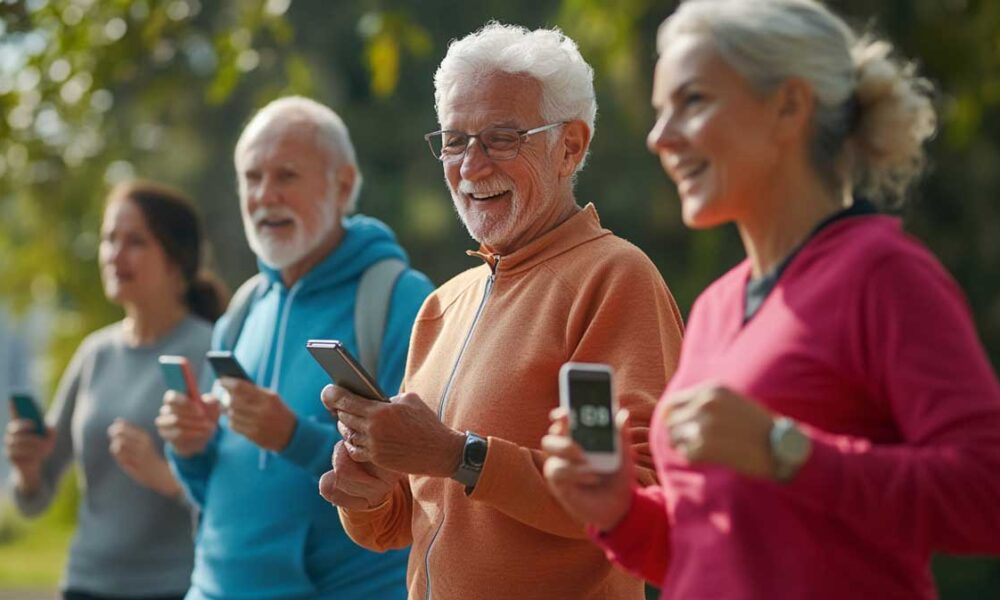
340, 204, 684, 599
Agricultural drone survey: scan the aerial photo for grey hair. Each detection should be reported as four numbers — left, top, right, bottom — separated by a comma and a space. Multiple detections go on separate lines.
658, 0, 937, 206
234, 95, 364, 212
434, 22, 597, 171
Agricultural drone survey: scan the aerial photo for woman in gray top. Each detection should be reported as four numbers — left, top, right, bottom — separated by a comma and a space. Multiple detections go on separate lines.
4, 180, 226, 600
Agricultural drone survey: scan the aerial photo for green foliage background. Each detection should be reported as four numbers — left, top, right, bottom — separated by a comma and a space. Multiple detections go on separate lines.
1, 0, 998, 596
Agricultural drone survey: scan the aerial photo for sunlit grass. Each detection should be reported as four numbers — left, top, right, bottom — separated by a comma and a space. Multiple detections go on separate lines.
0, 480, 77, 592
0, 516, 70, 590
0, 522, 70, 589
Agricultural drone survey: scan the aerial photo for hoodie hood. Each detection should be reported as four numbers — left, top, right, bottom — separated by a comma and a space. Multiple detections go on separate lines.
257, 214, 409, 294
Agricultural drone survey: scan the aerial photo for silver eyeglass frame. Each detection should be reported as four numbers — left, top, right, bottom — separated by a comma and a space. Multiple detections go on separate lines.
423, 121, 568, 162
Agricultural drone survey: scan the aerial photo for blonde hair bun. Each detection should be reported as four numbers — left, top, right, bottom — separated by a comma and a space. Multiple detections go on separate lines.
851, 37, 937, 204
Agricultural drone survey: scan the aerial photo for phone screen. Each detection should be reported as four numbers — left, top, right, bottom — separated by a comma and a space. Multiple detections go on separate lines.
568, 371, 615, 452
161, 364, 189, 392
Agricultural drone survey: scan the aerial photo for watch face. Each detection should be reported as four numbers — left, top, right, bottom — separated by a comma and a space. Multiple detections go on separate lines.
465, 435, 488, 467
775, 423, 809, 463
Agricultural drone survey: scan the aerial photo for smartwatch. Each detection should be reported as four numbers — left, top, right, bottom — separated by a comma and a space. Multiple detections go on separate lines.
452, 431, 488, 490
769, 417, 811, 482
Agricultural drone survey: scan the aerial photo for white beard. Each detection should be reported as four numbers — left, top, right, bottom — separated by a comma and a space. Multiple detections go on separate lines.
450, 173, 525, 249
242, 197, 339, 270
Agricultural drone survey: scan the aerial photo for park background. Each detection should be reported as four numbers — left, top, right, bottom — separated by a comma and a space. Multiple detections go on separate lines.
0, 0, 998, 597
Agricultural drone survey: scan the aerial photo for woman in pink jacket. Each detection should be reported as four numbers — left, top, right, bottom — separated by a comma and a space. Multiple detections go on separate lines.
543, 1, 1000, 598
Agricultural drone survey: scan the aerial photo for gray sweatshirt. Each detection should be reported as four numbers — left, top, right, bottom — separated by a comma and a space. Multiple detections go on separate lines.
13, 316, 212, 596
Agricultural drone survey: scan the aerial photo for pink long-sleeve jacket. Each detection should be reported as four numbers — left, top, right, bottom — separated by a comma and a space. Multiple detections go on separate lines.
596, 214, 1000, 600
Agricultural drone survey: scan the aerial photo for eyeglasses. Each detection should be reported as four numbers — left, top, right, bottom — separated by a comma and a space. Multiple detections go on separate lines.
423, 121, 568, 163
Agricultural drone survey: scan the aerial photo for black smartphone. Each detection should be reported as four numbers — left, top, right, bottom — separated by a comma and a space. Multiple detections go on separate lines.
9, 392, 46, 435
306, 339, 388, 402
558, 362, 620, 473
206, 350, 252, 381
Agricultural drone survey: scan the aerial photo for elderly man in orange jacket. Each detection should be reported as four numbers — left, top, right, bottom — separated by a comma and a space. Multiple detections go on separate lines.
319, 23, 685, 600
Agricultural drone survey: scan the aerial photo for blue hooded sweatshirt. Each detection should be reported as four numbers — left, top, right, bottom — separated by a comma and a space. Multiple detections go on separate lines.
169, 215, 433, 600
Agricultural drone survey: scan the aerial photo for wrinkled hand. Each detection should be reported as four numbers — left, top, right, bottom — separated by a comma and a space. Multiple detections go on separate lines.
108, 419, 180, 497
542, 408, 635, 532
319, 440, 403, 510
221, 378, 297, 452
665, 382, 777, 479
156, 390, 221, 458
321, 385, 465, 477
4, 415, 55, 496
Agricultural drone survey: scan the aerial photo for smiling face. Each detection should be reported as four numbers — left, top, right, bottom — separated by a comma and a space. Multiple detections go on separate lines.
99, 197, 183, 307
438, 72, 571, 254
647, 34, 783, 228
236, 119, 343, 271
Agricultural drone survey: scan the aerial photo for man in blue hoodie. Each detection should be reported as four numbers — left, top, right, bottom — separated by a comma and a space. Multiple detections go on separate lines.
156, 96, 433, 599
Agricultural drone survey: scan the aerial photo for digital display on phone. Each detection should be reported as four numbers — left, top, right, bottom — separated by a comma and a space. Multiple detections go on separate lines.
568, 372, 614, 452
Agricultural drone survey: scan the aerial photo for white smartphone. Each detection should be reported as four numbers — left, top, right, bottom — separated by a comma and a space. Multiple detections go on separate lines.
558, 362, 620, 473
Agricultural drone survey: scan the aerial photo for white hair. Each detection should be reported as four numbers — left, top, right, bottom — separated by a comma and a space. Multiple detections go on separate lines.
234, 95, 364, 212
658, 0, 937, 205
434, 22, 597, 171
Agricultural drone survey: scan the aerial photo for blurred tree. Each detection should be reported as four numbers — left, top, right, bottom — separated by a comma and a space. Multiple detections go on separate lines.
0, 0, 312, 373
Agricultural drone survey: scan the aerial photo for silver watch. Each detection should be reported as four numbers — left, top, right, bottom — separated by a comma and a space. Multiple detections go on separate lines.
769, 417, 811, 482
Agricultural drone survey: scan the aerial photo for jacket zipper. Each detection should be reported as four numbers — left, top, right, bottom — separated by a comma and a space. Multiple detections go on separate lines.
424, 258, 499, 600
258, 280, 303, 470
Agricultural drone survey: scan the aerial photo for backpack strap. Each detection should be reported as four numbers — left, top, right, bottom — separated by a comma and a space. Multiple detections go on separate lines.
219, 273, 267, 351
355, 258, 406, 377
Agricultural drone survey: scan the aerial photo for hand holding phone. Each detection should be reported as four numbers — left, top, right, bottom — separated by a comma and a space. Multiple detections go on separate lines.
158, 355, 202, 404
9, 393, 46, 435
306, 340, 388, 402
6, 392, 54, 492
543, 368, 632, 532
559, 362, 620, 473
157, 389, 221, 458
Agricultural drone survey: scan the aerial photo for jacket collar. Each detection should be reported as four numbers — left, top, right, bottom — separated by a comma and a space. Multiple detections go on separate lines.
466, 203, 610, 275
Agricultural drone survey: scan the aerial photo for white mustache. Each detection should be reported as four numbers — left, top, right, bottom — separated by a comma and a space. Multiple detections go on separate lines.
458, 176, 513, 196
252, 207, 299, 227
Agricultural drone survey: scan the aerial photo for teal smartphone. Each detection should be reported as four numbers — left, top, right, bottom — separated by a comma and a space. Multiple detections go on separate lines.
158, 355, 202, 403
9, 393, 45, 435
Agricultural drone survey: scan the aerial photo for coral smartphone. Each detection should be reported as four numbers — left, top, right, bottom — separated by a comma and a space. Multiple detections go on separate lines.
559, 362, 620, 473
306, 339, 388, 402
206, 350, 252, 381
158, 355, 202, 404
9, 392, 46, 435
